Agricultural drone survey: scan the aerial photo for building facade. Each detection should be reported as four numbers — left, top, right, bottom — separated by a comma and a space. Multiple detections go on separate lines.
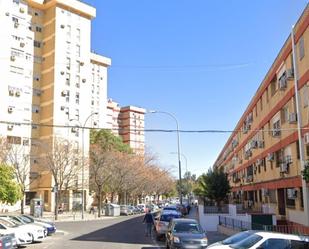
107, 99, 145, 154
214, 6, 309, 226
0, 0, 111, 211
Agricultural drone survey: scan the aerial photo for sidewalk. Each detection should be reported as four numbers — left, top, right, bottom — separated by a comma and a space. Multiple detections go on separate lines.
41, 211, 120, 223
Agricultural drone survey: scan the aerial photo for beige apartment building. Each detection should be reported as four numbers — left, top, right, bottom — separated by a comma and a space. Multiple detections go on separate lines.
0, 0, 111, 211
214, 6, 309, 227
107, 99, 145, 154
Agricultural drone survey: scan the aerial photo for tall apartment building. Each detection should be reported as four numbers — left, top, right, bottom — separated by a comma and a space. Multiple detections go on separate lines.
214, 6, 309, 227
107, 99, 145, 154
0, 0, 111, 211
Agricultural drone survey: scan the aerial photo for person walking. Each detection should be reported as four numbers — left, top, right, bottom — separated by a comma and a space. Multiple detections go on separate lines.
143, 210, 154, 237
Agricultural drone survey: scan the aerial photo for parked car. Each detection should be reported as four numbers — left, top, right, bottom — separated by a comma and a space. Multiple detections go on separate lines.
137, 204, 146, 212
120, 205, 133, 215
0, 216, 45, 243
207, 230, 258, 248
213, 231, 309, 249
0, 218, 32, 247
155, 211, 182, 240
20, 215, 56, 236
166, 218, 208, 249
0, 234, 14, 249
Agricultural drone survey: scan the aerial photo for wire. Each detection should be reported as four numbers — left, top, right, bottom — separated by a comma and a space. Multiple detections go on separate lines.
0, 120, 308, 134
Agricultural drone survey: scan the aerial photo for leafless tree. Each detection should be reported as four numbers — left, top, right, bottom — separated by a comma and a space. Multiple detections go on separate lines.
0, 136, 11, 164
41, 137, 82, 220
89, 144, 113, 216
7, 144, 31, 214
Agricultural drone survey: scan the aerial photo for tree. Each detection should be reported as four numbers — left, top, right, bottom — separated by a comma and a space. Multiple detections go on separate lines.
89, 144, 113, 216
194, 168, 231, 207
0, 137, 11, 164
7, 145, 31, 214
42, 137, 82, 220
0, 164, 22, 205
90, 130, 132, 153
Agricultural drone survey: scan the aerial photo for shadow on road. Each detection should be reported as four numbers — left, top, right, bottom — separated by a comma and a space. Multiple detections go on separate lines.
72, 215, 154, 245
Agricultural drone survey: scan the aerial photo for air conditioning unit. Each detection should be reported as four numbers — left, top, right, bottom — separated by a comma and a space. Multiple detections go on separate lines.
289, 113, 297, 124
262, 188, 269, 196
287, 188, 297, 199
19, 7, 25, 13
8, 89, 14, 96
60, 24, 65, 29
285, 155, 292, 164
82, 79, 86, 83
5, 12, 9, 16
258, 140, 264, 148
304, 133, 309, 145
286, 69, 294, 80
80, 62, 84, 66
267, 153, 274, 161
71, 127, 78, 133
61, 90, 69, 96
60, 71, 65, 75
10, 55, 16, 61
280, 163, 288, 173
20, 42, 25, 47
14, 22, 19, 28
256, 159, 262, 166
15, 91, 20, 97
8, 107, 13, 113
7, 124, 13, 130
60, 106, 65, 111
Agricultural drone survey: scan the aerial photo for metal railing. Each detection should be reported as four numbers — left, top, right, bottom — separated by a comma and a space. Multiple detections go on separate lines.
204, 205, 229, 214
219, 216, 251, 231
264, 225, 309, 236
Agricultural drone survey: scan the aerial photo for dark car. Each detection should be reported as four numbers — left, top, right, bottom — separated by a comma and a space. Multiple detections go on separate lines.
20, 215, 56, 236
0, 234, 14, 249
166, 218, 208, 249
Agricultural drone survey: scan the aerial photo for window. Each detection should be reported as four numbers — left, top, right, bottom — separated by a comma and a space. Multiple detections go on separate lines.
66, 72, 70, 85
67, 25, 71, 37
260, 238, 290, 249
76, 28, 80, 40
35, 26, 42, 32
7, 136, 21, 144
299, 36, 305, 60
281, 106, 289, 124
76, 45, 80, 57
76, 61, 80, 73
75, 92, 80, 104
34, 40, 41, 48
290, 239, 309, 248
273, 120, 281, 137
271, 79, 277, 96
23, 138, 29, 146
66, 57, 71, 69
66, 41, 71, 53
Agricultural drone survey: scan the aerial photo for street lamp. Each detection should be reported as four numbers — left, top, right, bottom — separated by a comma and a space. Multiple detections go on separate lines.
148, 110, 183, 204
70, 112, 98, 219
170, 152, 188, 175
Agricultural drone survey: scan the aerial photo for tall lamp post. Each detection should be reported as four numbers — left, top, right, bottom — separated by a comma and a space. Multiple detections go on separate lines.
148, 110, 183, 204
70, 112, 98, 219
291, 26, 309, 226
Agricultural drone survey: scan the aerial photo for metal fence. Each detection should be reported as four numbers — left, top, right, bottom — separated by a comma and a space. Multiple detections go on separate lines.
219, 216, 309, 236
204, 205, 229, 214
219, 216, 251, 231
264, 225, 309, 236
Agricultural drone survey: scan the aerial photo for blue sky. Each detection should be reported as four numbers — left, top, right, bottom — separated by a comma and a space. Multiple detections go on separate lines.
85, 0, 308, 177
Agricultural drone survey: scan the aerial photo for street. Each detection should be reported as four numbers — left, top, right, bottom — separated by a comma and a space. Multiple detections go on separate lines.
27, 214, 226, 249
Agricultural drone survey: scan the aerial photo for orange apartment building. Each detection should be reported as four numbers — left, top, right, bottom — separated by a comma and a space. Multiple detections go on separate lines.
214, 6, 309, 227
106, 99, 145, 154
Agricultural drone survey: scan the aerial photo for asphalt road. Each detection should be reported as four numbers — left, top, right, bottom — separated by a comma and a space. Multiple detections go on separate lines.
27, 213, 227, 249
28, 214, 163, 249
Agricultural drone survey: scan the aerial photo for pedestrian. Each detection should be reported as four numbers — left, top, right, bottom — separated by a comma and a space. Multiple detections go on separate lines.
143, 210, 154, 237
